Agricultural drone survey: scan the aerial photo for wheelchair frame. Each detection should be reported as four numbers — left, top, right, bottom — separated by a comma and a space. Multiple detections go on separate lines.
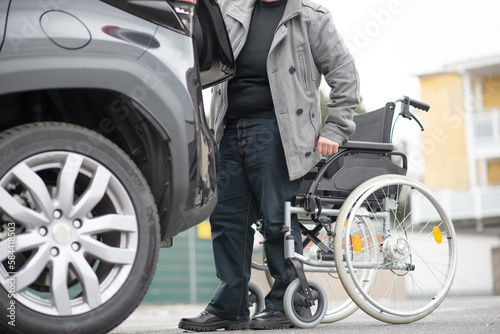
250, 97, 458, 328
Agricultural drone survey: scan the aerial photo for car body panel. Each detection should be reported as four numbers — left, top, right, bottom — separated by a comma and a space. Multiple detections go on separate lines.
0, 1, 157, 62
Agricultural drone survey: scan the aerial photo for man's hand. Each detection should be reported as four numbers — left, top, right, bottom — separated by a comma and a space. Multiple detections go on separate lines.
316, 136, 340, 156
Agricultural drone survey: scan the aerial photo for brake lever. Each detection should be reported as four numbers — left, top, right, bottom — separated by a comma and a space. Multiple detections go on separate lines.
409, 112, 425, 131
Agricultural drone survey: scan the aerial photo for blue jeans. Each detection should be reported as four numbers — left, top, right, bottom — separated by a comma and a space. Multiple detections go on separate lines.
205, 118, 303, 321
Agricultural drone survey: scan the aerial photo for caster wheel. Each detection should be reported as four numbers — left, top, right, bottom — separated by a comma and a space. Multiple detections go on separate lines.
284, 277, 327, 328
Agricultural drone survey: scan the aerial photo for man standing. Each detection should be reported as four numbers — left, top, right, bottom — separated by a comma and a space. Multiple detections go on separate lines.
179, 0, 359, 331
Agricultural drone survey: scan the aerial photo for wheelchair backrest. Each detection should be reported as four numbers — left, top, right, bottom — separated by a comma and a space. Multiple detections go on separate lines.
322, 102, 397, 179
350, 102, 395, 143
311, 102, 405, 199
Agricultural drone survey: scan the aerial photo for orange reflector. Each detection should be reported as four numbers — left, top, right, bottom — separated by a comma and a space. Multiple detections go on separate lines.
197, 221, 211, 239
433, 226, 442, 244
344, 220, 348, 227
353, 234, 363, 253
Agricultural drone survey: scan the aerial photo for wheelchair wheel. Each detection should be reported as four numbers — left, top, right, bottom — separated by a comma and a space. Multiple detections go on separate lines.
248, 282, 264, 318
334, 174, 458, 323
283, 277, 327, 329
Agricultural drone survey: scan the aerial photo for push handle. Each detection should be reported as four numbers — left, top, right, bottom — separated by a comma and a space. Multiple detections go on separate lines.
408, 97, 430, 111
397, 96, 429, 131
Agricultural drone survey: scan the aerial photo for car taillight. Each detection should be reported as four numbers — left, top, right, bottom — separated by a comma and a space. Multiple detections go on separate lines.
171, 0, 197, 37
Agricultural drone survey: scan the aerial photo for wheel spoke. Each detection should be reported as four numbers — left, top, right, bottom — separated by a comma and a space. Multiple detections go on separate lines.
70, 252, 102, 309
14, 232, 47, 253
56, 154, 84, 213
50, 257, 72, 315
15, 245, 51, 291
69, 166, 111, 219
411, 246, 449, 283
12, 162, 54, 216
302, 305, 313, 318
0, 187, 50, 228
79, 236, 136, 265
79, 215, 138, 235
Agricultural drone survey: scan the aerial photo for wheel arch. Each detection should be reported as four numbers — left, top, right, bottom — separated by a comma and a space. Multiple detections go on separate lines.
0, 83, 188, 244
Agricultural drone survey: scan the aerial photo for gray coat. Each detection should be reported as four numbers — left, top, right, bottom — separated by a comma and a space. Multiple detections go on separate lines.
210, 0, 360, 180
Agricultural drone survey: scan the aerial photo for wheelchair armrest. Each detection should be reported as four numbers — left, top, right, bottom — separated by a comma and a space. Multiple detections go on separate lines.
316, 157, 327, 168
340, 141, 394, 152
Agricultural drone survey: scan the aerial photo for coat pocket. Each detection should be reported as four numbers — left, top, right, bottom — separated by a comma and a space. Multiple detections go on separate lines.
298, 46, 309, 92
309, 104, 321, 141
292, 104, 319, 153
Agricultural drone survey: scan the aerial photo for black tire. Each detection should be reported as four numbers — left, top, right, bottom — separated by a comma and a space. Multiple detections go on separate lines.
0, 123, 160, 334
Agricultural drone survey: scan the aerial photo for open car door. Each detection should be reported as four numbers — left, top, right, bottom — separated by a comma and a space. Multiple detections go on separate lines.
191, 0, 234, 88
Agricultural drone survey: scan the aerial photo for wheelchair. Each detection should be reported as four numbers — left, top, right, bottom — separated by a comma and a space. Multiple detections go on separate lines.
250, 97, 458, 328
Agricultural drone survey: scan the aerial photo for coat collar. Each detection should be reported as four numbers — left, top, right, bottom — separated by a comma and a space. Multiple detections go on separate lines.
227, 0, 302, 25
282, 0, 302, 23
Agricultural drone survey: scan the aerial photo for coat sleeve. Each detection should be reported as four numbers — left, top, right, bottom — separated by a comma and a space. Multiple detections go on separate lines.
310, 10, 359, 145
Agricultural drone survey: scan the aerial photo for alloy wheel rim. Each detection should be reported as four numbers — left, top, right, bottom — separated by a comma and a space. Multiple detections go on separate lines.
0, 151, 138, 316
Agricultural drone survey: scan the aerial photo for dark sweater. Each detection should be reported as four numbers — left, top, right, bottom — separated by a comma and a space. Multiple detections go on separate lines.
226, 0, 287, 120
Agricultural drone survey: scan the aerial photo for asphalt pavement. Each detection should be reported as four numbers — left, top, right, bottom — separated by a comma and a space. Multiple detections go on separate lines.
110, 295, 500, 334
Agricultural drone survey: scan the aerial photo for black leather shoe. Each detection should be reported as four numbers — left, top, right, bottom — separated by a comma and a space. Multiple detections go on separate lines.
249, 309, 291, 330
178, 311, 249, 332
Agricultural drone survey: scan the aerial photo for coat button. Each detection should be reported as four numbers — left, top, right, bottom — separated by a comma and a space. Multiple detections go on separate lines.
312, 113, 315, 118
217, 89, 221, 95
305, 151, 312, 157
296, 108, 303, 115
289, 66, 296, 74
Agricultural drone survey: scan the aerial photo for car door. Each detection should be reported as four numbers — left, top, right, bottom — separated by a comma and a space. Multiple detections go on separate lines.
193, 0, 235, 88
0, 0, 11, 52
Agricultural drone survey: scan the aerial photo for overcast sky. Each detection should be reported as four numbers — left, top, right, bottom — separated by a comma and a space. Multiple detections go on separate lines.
315, 0, 500, 110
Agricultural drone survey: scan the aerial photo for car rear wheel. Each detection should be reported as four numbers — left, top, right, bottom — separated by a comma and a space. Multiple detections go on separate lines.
0, 122, 160, 334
